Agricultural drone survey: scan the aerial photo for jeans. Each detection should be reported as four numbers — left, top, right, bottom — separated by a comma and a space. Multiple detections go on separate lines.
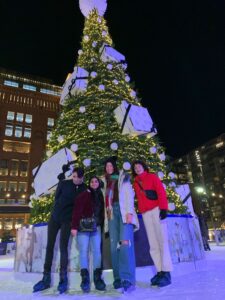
44, 217, 71, 273
77, 226, 102, 270
108, 202, 136, 284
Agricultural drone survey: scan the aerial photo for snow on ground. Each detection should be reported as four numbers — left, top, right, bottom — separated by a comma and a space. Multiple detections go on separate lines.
0, 244, 225, 300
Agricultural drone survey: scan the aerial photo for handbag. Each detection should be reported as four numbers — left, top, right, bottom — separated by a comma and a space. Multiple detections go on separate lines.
79, 216, 97, 232
137, 181, 158, 200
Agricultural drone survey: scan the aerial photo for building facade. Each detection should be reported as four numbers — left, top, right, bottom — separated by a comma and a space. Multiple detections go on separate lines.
0, 68, 61, 240
171, 133, 225, 228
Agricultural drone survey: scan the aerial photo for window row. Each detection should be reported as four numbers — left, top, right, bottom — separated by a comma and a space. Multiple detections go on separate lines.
0, 159, 28, 177
0, 217, 25, 230
7, 111, 32, 123
3, 140, 31, 153
4, 80, 61, 96
0, 181, 27, 192
5, 124, 31, 138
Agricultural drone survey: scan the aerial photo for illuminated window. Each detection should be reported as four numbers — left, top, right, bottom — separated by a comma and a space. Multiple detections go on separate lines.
47, 118, 54, 127
40, 88, 60, 96
4, 80, 19, 88
16, 113, 24, 122
0, 181, 7, 192
18, 199, 26, 205
4, 218, 13, 230
20, 161, 28, 177
8, 182, 17, 192
10, 160, 19, 176
216, 142, 224, 149
25, 114, 32, 124
5, 125, 13, 136
3, 140, 30, 153
7, 111, 15, 121
15, 126, 23, 137
23, 84, 36, 91
24, 128, 31, 138
18, 182, 27, 192
47, 130, 52, 140
15, 218, 24, 228
0, 160, 8, 176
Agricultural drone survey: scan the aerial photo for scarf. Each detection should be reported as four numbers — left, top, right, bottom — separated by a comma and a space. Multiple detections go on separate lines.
105, 174, 119, 219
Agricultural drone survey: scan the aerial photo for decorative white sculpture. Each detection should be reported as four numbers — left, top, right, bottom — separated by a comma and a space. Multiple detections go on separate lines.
79, 0, 107, 17
100, 44, 126, 64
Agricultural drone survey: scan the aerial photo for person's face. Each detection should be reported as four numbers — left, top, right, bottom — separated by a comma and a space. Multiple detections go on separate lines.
106, 162, 114, 175
72, 172, 83, 185
90, 178, 99, 190
134, 164, 145, 175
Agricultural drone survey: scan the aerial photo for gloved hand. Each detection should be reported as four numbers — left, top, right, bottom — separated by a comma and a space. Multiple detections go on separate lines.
159, 209, 167, 220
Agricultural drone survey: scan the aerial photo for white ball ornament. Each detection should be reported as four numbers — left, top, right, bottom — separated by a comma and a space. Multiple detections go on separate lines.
83, 158, 91, 167
107, 64, 113, 70
79, 106, 86, 113
150, 146, 157, 154
158, 171, 164, 179
168, 172, 176, 179
113, 79, 119, 85
169, 182, 176, 188
125, 75, 130, 82
88, 123, 96, 131
92, 41, 97, 47
159, 153, 166, 161
110, 142, 118, 151
102, 30, 107, 37
97, 17, 102, 23
91, 71, 97, 78
78, 49, 83, 55
84, 35, 89, 42
46, 150, 52, 157
28, 201, 33, 208
130, 90, 136, 98
168, 203, 176, 211
57, 135, 64, 143
99, 84, 105, 91
70, 144, 78, 152
123, 162, 131, 171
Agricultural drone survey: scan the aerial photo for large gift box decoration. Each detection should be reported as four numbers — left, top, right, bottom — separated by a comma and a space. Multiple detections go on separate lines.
114, 100, 157, 136
60, 66, 89, 105
32, 148, 76, 197
100, 43, 126, 63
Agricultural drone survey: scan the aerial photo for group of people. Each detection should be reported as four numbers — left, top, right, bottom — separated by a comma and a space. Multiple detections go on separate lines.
33, 158, 172, 294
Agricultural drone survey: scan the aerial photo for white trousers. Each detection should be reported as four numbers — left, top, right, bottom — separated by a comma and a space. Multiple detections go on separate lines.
142, 207, 173, 272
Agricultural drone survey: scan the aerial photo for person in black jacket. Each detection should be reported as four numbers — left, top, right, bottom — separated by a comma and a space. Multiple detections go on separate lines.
33, 167, 86, 294
71, 176, 105, 293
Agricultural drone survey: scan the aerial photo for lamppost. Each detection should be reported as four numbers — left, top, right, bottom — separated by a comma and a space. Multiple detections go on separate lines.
195, 186, 219, 245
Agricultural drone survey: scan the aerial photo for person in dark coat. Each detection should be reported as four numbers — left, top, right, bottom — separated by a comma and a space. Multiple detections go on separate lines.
33, 167, 86, 294
71, 176, 106, 293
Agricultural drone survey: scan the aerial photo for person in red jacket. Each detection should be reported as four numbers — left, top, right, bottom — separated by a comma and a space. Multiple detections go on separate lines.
132, 160, 172, 287
71, 176, 106, 293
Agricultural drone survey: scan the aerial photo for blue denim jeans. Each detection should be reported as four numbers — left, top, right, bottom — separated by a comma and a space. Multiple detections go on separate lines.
108, 202, 136, 284
77, 226, 102, 270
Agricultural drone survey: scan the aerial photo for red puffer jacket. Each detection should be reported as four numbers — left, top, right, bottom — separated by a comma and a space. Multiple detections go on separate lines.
133, 171, 168, 213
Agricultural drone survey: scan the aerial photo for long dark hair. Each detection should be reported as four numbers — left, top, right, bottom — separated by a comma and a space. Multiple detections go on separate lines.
131, 160, 149, 177
104, 157, 119, 175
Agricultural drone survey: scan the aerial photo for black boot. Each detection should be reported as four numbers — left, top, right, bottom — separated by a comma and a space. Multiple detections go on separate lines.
33, 271, 51, 292
157, 272, 171, 287
93, 268, 106, 291
80, 269, 90, 293
151, 272, 162, 286
57, 271, 68, 294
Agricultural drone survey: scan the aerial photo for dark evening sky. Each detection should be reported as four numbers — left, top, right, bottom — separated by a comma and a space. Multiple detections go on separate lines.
0, 0, 224, 158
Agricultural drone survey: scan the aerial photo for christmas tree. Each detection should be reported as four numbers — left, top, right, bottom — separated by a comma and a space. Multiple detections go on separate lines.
30, 0, 188, 224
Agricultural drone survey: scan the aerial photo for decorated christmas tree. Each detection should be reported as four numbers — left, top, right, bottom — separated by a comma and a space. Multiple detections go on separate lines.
30, 0, 188, 224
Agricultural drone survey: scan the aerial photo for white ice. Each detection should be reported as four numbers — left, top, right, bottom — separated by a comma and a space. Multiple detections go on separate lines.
0, 244, 225, 300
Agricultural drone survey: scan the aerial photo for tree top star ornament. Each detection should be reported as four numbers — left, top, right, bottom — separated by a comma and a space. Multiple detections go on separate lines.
79, 0, 107, 17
